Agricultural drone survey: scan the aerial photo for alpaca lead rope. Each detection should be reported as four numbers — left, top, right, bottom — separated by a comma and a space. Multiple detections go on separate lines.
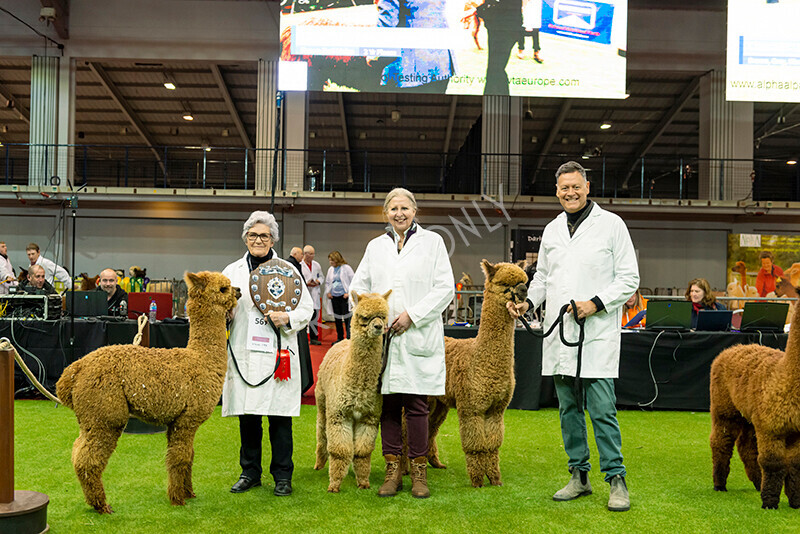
227, 315, 284, 388
518, 300, 587, 408
377, 328, 396, 393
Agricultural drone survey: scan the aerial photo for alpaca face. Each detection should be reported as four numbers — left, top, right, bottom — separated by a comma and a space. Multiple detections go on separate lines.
185, 271, 241, 313
481, 260, 529, 304
351, 292, 391, 339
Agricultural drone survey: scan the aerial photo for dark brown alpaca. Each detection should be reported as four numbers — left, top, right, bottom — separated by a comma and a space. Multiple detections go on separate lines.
425, 260, 528, 487
710, 290, 800, 509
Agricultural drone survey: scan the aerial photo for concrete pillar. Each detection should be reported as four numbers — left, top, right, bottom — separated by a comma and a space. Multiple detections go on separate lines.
28, 55, 60, 187
255, 59, 278, 191
283, 91, 307, 192
481, 95, 521, 196
698, 70, 753, 200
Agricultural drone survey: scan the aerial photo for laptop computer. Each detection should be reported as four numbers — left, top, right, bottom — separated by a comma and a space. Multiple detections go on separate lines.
644, 300, 692, 331
739, 302, 789, 332
695, 309, 733, 332
64, 290, 108, 317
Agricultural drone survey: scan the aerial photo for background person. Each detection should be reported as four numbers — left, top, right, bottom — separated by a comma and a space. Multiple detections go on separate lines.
26, 242, 72, 290
324, 251, 354, 344
621, 289, 647, 328
508, 161, 638, 512
0, 241, 18, 295
350, 187, 454, 499
685, 277, 726, 329
287, 246, 303, 273
517, 0, 543, 63
301, 245, 324, 345
95, 268, 128, 315
222, 211, 313, 498
756, 250, 784, 297
21, 264, 57, 295
474, 0, 523, 95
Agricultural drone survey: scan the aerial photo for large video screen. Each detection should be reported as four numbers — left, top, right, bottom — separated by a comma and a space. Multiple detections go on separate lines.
727, 0, 800, 102
278, 0, 628, 98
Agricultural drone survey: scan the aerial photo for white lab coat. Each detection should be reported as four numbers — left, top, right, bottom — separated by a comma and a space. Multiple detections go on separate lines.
0, 254, 17, 295
35, 255, 72, 289
323, 263, 355, 317
527, 204, 639, 378
522, 0, 542, 30
350, 225, 454, 395
221, 253, 313, 417
301, 259, 324, 310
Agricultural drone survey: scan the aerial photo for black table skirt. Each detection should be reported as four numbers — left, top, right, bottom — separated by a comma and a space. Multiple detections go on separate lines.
4, 319, 787, 410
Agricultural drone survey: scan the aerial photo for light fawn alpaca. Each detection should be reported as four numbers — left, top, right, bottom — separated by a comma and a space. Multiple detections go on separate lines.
710, 291, 800, 509
314, 291, 391, 492
56, 272, 240, 513
426, 260, 528, 486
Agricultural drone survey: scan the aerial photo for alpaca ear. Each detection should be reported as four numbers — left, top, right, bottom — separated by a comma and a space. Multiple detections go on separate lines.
185, 272, 206, 290
480, 259, 498, 280
381, 289, 392, 301
351, 291, 360, 305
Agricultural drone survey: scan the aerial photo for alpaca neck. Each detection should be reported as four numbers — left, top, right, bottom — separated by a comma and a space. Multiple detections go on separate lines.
185, 303, 228, 370
785, 302, 800, 377
475, 293, 515, 362
345, 335, 385, 386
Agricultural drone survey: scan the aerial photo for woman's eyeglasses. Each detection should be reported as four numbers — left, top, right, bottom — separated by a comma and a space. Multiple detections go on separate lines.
246, 233, 272, 243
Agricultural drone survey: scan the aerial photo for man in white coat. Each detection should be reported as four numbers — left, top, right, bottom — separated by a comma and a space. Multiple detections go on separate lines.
301, 245, 324, 345
26, 242, 72, 290
0, 241, 18, 295
223, 211, 313, 497
508, 161, 639, 512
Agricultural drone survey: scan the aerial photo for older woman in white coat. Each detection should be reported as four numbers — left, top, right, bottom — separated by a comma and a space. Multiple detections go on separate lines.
222, 211, 313, 497
349, 188, 454, 499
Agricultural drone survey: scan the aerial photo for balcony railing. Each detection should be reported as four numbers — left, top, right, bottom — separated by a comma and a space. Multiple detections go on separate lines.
2, 143, 799, 201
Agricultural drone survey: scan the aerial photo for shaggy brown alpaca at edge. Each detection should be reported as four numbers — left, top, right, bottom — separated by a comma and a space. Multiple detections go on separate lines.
314, 291, 391, 493
56, 272, 240, 514
426, 260, 528, 487
710, 292, 800, 509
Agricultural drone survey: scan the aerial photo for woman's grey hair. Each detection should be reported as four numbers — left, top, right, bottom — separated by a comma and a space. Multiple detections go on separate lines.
555, 161, 587, 183
241, 210, 280, 243
383, 187, 417, 212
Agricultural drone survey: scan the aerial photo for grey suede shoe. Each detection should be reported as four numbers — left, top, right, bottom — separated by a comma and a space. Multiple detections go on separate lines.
553, 469, 592, 501
607, 475, 630, 511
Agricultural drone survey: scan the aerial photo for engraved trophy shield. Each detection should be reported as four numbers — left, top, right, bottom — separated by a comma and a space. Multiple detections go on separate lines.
248, 258, 304, 315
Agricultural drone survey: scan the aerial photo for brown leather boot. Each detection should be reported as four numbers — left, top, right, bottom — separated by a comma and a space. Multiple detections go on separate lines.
410, 457, 430, 499
378, 454, 403, 497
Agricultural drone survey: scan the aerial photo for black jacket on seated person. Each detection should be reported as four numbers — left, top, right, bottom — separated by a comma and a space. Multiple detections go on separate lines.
20, 280, 57, 295
95, 285, 128, 315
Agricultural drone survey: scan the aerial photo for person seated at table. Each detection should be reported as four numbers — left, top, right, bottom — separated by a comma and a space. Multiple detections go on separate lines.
20, 264, 57, 295
95, 267, 128, 315
685, 277, 726, 329
621, 289, 647, 328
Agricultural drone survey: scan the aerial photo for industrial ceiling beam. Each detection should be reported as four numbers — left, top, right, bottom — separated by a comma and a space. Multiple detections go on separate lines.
532, 99, 572, 184
621, 74, 702, 189
210, 64, 253, 149
0, 82, 30, 124
40, 0, 70, 40
754, 103, 800, 142
337, 92, 353, 184
88, 62, 164, 168
443, 95, 458, 155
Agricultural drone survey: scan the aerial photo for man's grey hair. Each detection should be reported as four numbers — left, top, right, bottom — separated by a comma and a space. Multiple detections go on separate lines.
242, 211, 280, 243
555, 161, 588, 183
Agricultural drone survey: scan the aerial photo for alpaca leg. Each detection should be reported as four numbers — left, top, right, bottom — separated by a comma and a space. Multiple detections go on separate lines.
353, 418, 379, 489
427, 400, 450, 469
710, 413, 739, 491
757, 439, 787, 509
783, 440, 800, 509
483, 408, 506, 486
314, 397, 328, 470
326, 419, 354, 493
735, 423, 761, 491
458, 412, 487, 487
166, 421, 199, 505
72, 425, 124, 514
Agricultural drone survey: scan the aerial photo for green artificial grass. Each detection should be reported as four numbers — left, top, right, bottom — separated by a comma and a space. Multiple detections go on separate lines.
11, 401, 800, 533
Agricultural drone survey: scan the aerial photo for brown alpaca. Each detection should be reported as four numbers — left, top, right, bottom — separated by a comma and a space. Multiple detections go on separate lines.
314, 290, 391, 493
710, 293, 800, 509
426, 260, 528, 487
55, 271, 240, 513
79, 272, 99, 291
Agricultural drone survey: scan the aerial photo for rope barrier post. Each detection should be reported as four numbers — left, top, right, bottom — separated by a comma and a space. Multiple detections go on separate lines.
0, 345, 50, 533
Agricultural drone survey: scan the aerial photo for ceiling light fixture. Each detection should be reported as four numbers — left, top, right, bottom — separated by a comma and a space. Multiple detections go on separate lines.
182, 102, 194, 121
391, 110, 401, 123
163, 72, 177, 90
358, 132, 367, 139
787, 160, 797, 165
600, 121, 612, 130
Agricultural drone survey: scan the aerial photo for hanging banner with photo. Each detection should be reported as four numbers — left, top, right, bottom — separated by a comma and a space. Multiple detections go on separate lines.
726, 233, 800, 301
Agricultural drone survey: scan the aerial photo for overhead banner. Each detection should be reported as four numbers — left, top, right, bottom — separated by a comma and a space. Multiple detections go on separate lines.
726, 0, 800, 102
726, 233, 800, 299
279, 0, 627, 98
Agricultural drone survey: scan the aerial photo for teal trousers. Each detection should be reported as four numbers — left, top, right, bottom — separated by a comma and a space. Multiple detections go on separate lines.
553, 375, 626, 482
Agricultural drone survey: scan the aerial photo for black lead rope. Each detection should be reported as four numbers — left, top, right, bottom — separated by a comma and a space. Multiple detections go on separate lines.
227, 316, 284, 388
377, 329, 396, 392
519, 300, 587, 407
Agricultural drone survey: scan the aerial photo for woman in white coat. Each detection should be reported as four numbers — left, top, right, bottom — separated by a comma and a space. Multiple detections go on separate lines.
349, 188, 454, 499
324, 250, 354, 343
222, 211, 313, 497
